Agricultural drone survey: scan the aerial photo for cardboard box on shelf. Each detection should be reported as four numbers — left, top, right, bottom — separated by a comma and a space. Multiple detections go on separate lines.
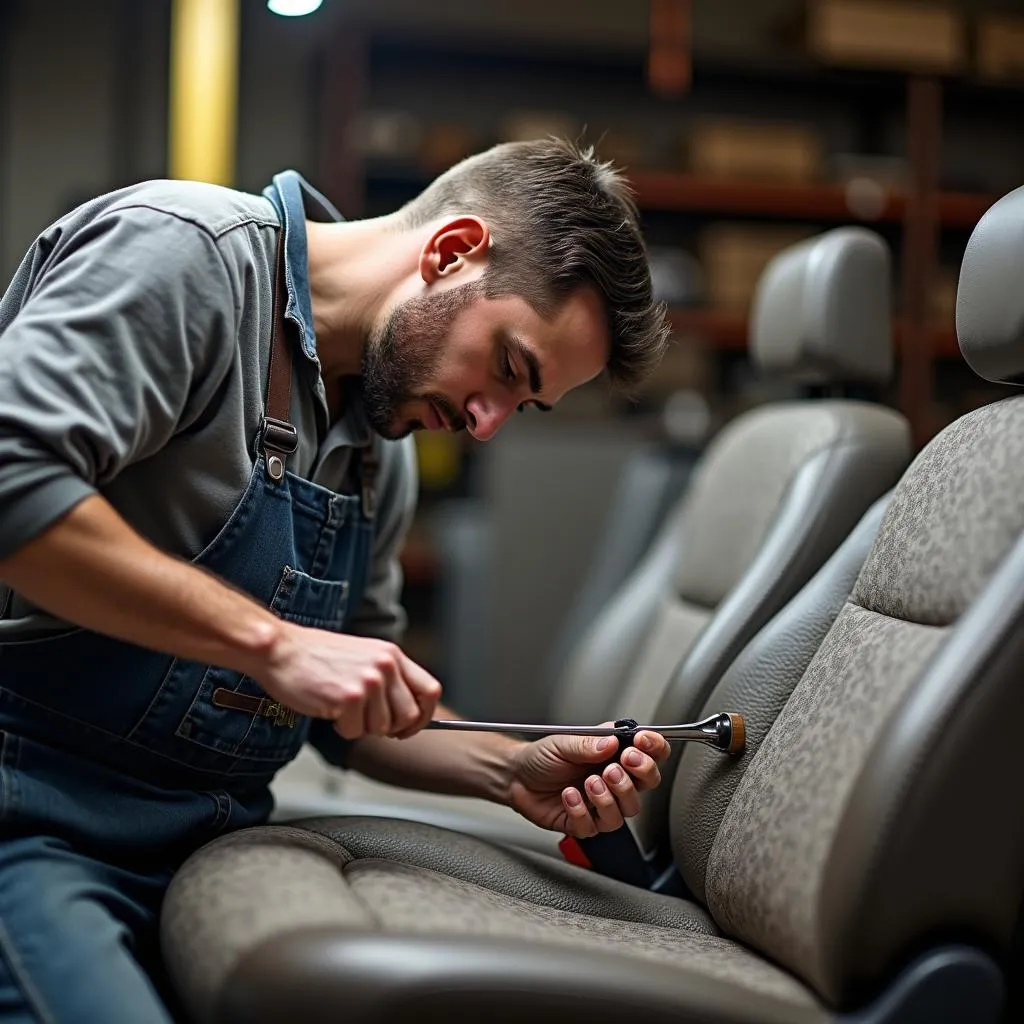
808, 0, 966, 73
689, 119, 823, 183
699, 224, 816, 312
977, 16, 1024, 81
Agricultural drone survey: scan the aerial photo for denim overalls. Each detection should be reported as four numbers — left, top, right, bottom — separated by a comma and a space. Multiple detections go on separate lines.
0, 232, 376, 1023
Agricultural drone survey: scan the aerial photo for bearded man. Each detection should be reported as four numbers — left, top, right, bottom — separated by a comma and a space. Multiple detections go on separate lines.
0, 138, 671, 1022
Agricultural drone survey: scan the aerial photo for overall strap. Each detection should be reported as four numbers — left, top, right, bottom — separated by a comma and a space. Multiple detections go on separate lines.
357, 441, 379, 521
259, 229, 298, 481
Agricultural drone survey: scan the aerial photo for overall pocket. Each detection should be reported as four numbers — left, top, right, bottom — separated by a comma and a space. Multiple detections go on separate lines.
173, 566, 350, 766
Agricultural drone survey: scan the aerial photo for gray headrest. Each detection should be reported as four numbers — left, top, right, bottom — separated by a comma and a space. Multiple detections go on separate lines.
750, 227, 893, 385
956, 185, 1024, 386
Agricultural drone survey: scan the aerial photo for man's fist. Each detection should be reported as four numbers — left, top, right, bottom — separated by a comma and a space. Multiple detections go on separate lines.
257, 622, 442, 739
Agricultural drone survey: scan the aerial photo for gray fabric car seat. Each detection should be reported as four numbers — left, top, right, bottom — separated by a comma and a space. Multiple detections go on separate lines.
541, 442, 698, 702
270, 226, 910, 858
162, 187, 1024, 1024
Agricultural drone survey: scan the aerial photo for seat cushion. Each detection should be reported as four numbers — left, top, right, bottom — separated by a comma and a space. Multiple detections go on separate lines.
162, 818, 826, 1024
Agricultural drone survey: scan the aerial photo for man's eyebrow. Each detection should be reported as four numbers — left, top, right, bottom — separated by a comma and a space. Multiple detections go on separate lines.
507, 333, 544, 397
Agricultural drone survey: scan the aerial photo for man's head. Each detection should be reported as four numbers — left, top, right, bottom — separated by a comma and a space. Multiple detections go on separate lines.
360, 138, 670, 441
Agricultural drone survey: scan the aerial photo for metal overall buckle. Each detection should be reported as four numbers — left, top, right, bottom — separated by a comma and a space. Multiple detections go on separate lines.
360, 444, 379, 521
261, 699, 297, 728
261, 416, 298, 482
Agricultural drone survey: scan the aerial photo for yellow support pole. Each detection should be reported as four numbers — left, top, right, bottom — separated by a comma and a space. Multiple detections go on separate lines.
168, 0, 240, 185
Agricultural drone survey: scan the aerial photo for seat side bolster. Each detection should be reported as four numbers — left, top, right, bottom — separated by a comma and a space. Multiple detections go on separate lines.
218, 928, 826, 1024
669, 416, 910, 721
822, 530, 1024, 1003
637, 430, 907, 853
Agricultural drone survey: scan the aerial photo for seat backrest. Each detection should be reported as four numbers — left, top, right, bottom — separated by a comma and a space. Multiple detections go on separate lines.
543, 444, 697, 718
553, 228, 907, 732
673, 490, 891, 903
671, 187, 1024, 1010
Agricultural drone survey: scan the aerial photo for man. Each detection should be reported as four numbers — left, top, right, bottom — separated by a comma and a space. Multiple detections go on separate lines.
0, 139, 671, 1022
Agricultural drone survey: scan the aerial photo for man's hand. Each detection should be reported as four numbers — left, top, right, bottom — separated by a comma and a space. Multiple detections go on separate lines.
256, 622, 443, 739
507, 726, 671, 838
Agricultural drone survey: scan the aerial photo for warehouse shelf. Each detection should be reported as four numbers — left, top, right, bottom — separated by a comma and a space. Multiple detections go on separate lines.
668, 307, 960, 359
365, 162, 995, 231
632, 172, 994, 229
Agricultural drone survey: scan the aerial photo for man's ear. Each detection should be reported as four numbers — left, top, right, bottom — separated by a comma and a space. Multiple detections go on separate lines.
419, 216, 490, 283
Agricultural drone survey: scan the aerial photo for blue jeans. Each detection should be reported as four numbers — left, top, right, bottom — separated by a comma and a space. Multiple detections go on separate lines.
0, 835, 174, 1024
0, 454, 375, 1021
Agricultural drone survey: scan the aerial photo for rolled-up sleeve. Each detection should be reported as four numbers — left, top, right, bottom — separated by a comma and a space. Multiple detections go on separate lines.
347, 435, 418, 643
0, 208, 238, 560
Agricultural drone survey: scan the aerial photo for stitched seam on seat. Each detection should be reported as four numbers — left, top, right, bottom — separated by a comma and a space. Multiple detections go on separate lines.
216, 825, 355, 870
844, 596, 949, 633
341, 858, 716, 935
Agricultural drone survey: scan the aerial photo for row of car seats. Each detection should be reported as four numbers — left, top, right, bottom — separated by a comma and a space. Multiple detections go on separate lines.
163, 187, 1024, 1023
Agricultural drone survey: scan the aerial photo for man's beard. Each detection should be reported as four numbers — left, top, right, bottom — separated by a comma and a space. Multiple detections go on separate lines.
359, 281, 479, 439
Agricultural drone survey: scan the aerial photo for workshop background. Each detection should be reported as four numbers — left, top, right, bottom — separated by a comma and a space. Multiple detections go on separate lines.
1, 0, 1021, 719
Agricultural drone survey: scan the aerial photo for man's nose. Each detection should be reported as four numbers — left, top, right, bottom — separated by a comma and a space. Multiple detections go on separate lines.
465, 393, 514, 442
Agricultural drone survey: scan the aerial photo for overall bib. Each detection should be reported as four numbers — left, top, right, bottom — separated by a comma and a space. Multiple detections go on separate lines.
0, 235, 375, 1023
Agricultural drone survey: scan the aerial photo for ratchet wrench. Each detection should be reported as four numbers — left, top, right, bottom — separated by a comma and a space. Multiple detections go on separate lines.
425, 711, 745, 755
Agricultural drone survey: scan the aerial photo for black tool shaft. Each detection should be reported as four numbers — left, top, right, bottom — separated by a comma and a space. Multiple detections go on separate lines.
424, 712, 744, 754
424, 720, 631, 738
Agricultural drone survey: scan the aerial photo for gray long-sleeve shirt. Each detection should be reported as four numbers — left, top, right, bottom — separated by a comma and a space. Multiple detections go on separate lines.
0, 172, 417, 644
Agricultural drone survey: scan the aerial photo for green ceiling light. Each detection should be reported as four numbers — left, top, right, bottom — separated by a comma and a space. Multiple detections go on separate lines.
267, 0, 323, 15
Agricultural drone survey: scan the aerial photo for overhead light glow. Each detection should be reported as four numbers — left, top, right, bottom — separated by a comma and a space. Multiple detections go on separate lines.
267, 0, 323, 16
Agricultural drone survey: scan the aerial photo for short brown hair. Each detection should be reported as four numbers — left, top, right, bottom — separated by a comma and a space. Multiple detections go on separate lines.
398, 138, 669, 393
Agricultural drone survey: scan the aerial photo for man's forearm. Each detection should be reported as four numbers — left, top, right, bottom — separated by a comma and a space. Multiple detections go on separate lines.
0, 493, 285, 677
346, 703, 526, 804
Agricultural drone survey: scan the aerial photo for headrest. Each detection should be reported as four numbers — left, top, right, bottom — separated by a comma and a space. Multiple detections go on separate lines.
956, 185, 1024, 386
750, 227, 893, 385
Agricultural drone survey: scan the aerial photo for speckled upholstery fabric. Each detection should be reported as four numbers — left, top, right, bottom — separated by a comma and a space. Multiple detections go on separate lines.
704, 398, 1024, 993
161, 826, 369, 1023
705, 605, 946, 986
854, 398, 1024, 625
672, 497, 888, 902
345, 858, 818, 1007
301, 815, 715, 929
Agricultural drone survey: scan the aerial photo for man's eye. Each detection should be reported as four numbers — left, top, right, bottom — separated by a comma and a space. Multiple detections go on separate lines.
501, 350, 516, 382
